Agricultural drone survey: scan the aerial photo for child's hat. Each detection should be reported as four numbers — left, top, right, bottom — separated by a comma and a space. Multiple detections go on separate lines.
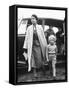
48, 35, 56, 41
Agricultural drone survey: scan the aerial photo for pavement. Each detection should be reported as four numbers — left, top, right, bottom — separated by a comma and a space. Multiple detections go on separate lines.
17, 63, 66, 83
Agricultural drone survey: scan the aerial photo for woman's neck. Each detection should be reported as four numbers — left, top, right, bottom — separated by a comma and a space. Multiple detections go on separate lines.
33, 24, 37, 30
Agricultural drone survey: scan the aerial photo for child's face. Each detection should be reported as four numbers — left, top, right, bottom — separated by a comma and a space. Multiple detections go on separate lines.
49, 40, 55, 45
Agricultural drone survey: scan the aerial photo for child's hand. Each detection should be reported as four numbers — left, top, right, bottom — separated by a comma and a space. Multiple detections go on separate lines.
47, 58, 49, 62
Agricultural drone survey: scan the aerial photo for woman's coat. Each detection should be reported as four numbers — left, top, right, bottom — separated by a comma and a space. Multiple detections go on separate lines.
23, 24, 48, 72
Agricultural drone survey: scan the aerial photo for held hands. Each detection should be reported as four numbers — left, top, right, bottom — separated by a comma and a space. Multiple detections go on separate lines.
47, 58, 49, 62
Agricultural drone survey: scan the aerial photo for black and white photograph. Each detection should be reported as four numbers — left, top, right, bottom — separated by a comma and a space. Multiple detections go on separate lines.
9, 5, 67, 85
16, 6, 67, 84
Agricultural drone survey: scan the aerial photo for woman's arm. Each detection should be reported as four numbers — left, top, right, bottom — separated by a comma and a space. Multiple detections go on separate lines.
23, 27, 29, 49
23, 27, 29, 60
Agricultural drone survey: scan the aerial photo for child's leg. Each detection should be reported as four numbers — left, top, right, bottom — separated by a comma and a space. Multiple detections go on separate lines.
52, 59, 56, 77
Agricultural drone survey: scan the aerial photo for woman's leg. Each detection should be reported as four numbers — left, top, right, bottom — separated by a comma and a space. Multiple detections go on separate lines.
41, 65, 46, 76
33, 68, 37, 77
49, 61, 53, 76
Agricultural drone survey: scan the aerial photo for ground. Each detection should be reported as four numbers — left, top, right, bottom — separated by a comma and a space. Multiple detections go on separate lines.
17, 63, 66, 83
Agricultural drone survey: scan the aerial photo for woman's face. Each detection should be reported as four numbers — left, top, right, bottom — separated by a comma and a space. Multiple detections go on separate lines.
31, 16, 37, 25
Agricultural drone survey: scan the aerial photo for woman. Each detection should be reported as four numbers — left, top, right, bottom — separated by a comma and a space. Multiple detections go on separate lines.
23, 14, 48, 77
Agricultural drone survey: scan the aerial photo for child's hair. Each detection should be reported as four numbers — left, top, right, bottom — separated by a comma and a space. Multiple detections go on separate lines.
48, 35, 56, 42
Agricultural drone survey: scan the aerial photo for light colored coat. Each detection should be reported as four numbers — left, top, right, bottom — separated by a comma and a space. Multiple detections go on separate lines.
23, 24, 48, 71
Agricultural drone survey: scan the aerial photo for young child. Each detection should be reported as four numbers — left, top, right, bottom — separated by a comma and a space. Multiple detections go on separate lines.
47, 35, 57, 79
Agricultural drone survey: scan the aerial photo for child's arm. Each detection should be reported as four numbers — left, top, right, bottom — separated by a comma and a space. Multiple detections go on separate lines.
55, 46, 58, 55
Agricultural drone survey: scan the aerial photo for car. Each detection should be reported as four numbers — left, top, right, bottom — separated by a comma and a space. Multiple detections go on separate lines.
17, 18, 65, 72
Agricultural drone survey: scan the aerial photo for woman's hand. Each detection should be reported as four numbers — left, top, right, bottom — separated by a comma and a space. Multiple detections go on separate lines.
23, 52, 28, 60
